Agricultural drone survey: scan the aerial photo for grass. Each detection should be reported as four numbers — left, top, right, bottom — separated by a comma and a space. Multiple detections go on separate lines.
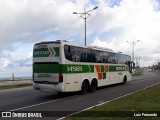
0, 83, 32, 90
67, 84, 160, 120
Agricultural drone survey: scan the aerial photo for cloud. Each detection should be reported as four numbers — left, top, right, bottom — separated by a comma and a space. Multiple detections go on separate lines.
0, 0, 85, 51
91, 0, 160, 67
0, 51, 31, 68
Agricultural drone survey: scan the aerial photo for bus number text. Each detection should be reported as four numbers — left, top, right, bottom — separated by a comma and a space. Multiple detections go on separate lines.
67, 66, 82, 72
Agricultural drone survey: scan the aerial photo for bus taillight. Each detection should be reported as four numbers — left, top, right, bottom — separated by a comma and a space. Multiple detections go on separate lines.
59, 74, 63, 83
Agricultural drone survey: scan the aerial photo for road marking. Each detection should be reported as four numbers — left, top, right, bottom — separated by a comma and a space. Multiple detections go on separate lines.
98, 101, 104, 104
8, 95, 78, 112
57, 81, 160, 120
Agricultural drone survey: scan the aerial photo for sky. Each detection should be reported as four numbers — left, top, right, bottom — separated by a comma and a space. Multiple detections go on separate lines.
0, 0, 160, 77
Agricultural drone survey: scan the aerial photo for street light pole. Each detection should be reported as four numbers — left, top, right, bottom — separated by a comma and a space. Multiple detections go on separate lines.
136, 57, 138, 67
84, 9, 87, 46
139, 56, 141, 68
126, 40, 140, 63
73, 6, 98, 46
158, 60, 160, 70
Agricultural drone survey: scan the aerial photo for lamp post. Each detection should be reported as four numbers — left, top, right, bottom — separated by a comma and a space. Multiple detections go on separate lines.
73, 6, 98, 46
139, 56, 141, 68
136, 57, 138, 67
126, 40, 140, 63
157, 60, 160, 70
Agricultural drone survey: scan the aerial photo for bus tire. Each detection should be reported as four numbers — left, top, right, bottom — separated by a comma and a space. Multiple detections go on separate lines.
122, 76, 127, 85
90, 79, 97, 92
81, 80, 89, 94
58, 92, 65, 96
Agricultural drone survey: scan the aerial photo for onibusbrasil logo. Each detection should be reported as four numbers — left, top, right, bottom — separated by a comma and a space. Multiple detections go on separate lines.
1, 112, 42, 118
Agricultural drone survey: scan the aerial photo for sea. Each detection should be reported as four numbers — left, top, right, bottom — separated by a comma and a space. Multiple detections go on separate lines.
0, 76, 32, 81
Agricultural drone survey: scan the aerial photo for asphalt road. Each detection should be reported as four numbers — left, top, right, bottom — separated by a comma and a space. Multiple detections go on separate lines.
0, 70, 160, 120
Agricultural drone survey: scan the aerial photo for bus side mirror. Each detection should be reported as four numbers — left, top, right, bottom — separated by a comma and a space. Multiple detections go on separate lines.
133, 62, 135, 69
128, 61, 135, 73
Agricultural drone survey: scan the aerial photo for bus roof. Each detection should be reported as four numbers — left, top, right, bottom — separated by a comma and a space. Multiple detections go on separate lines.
34, 40, 129, 56
35, 40, 68, 45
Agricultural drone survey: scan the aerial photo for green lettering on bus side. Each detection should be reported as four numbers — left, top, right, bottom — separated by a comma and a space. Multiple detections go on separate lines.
109, 66, 125, 72
33, 48, 50, 57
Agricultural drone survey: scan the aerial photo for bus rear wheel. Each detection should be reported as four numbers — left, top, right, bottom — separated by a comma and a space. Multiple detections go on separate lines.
81, 80, 89, 94
90, 79, 97, 92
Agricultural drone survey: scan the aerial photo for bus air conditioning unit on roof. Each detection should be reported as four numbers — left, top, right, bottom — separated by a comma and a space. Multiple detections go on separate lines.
87, 46, 113, 52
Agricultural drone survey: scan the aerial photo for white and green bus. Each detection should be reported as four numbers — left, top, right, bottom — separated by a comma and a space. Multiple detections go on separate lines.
33, 40, 133, 94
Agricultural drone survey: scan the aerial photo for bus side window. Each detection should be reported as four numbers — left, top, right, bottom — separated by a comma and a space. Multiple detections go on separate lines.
76, 47, 82, 62
64, 45, 69, 60
102, 52, 109, 63
94, 50, 102, 63
70, 46, 76, 62
68, 46, 73, 61
64, 45, 75, 61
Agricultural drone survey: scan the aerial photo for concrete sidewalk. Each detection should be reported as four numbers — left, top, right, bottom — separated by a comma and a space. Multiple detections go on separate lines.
0, 80, 32, 86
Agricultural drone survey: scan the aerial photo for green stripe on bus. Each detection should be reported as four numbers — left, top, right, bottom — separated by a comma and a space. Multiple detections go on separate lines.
33, 64, 126, 74
33, 64, 60, 73
89, 65, 94, 72
33, 64, 93, 74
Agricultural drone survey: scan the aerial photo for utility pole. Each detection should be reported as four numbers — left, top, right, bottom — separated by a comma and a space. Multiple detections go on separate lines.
12, 73, 14, 81
139, 56, 141, 68
136, 57, 138, 67
73, 6, 98, 46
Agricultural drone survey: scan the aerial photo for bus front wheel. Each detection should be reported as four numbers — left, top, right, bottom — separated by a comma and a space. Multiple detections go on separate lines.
122, 76, 127, 85
81, 80, 89, 94
90, 79, 97, 92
